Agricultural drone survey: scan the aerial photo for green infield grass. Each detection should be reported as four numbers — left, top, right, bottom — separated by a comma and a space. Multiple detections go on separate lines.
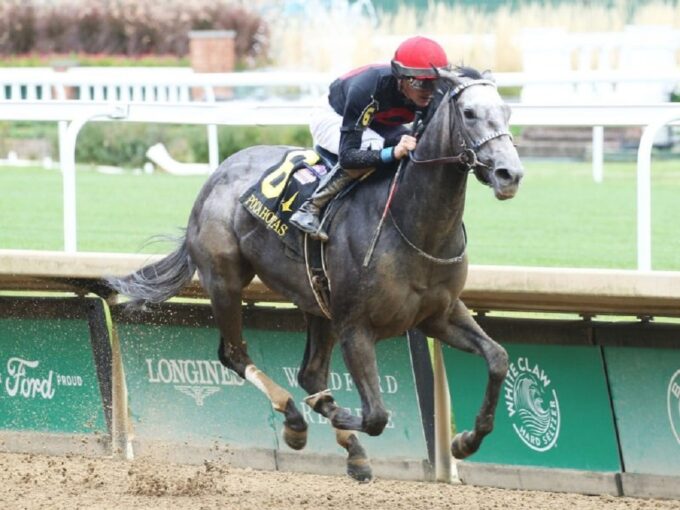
1, 158, 679, 270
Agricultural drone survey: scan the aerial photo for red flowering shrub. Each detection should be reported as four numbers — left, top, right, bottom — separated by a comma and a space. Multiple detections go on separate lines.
0, 0, 269, 66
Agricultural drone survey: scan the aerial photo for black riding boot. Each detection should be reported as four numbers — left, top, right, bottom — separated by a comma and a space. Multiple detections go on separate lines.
289, 166, 353, 242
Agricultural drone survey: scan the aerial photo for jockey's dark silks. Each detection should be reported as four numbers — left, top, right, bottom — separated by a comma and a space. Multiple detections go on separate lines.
328, 65, 429, 170
289, 36, 449, 241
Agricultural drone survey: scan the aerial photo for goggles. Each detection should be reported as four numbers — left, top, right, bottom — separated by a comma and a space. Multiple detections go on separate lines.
405, 77, 437, 91
391, 60, 448, 91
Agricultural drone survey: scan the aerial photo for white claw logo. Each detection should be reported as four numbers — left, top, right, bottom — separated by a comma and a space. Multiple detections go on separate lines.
504, 357, 561, 452
668, 369, 680, 445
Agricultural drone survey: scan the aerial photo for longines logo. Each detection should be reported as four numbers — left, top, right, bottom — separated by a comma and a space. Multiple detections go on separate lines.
504, 356, 561, 452
175, 386, 220, 406
145, 358, 244, 406
0, 357, 84, 400
668, 369, 680, 445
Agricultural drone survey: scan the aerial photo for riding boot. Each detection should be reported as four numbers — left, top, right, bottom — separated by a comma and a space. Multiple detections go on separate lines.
290, 166, 353, 242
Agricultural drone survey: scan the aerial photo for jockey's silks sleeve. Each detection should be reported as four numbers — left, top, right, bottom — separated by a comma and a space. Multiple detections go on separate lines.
328, 65, 422, 171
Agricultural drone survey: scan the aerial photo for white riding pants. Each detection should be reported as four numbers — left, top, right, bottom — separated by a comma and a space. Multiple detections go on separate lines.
310, 102, 385, 155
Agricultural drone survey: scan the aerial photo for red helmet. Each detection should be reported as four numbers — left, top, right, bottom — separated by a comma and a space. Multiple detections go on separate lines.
391, 36, 449, 80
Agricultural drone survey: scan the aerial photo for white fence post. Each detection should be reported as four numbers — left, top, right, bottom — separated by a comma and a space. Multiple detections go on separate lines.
636, 112, 680, 271
433, 339, 453, 482
203, 85, 220, 170
592, 126, 604, 183
110, 322, 134, 460
61, 105, 129, 252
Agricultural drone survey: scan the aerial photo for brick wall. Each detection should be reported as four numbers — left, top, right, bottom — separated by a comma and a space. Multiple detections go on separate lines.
189, 30, 236, 99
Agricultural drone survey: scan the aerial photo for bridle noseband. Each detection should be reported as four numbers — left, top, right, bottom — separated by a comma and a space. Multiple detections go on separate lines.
408, 78, 513, 171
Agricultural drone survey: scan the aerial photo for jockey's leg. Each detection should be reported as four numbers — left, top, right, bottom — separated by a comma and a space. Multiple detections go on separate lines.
296, 105, 385, 242
290, 165, 353, 242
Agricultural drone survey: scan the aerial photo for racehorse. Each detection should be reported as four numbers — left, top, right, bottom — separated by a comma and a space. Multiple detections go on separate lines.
106, 67, 524, 482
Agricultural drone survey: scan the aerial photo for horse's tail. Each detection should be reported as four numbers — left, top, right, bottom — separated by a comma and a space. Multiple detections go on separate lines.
105, 234, 196, 306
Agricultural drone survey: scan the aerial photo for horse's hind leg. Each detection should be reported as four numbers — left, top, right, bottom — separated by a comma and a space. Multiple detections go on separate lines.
201, 251, 308, 450
298, 315, 372, 482
420, 299, 508, 459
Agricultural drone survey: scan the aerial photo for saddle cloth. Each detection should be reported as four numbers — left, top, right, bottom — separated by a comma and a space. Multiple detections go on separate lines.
239, 148, 336, 258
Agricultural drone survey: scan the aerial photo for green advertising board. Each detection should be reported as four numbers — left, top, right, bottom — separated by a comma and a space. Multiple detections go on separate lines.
604, 346, 680, 476
0, 299, 108, 435
444, 343, 620, 471
115, 304, 428, 462
116, 322, 277, 449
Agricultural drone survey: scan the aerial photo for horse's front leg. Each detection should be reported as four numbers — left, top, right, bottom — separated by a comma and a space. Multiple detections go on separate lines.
298, 315, 372, 482
420, 299, 508, 459
302, 327, 385, 435
332, 326, 389, 436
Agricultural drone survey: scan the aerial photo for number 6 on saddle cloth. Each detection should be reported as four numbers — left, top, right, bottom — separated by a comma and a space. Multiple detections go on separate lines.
239, 147, 354, 259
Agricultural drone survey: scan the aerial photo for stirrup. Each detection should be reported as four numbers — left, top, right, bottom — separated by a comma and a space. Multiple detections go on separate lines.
310, 227, 328, 242
290, 212, 328, 242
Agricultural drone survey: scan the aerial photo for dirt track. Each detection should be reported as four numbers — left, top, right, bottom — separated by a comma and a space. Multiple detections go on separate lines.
2, 452, 679, 510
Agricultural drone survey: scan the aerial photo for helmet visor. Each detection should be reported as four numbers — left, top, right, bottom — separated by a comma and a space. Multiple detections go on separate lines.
391, 60, 449, 80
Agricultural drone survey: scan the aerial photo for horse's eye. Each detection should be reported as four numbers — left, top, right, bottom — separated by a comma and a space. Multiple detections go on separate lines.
463, 109, 475, 120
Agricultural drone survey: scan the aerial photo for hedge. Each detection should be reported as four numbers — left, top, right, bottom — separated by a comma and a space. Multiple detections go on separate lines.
76, 123, 313, 169
0, 0, 269, 66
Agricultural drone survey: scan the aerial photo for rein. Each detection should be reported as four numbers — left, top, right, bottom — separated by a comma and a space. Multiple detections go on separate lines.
389, 208, 467, 265
363, 78, 510, 267
408, 147, 479, 169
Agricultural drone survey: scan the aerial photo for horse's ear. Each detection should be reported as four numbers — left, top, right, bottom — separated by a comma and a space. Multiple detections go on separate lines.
481, 69, 495, 83
437, 69, 463, 87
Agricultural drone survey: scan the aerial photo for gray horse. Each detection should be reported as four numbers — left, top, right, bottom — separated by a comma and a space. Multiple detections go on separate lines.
107, 67, 523, 481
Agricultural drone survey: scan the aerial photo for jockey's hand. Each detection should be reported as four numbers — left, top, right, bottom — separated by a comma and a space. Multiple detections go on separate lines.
393, 135, 417, 160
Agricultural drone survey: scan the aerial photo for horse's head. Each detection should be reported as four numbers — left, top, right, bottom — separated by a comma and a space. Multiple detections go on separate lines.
439, 68, 524, 200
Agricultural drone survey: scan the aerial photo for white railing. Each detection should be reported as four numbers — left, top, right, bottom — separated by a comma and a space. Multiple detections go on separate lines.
0, 100, 679, 270
0, 68, 333, 102
2, 67, 678, 178
0, 69, 334, 169
2, 67, 678, 102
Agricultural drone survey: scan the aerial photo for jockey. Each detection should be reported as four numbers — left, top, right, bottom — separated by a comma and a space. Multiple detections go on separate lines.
289, 35, 450, 242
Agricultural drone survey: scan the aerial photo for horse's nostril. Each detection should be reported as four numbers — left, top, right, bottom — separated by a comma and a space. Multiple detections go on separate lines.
494, 168, 513, 183
494, 168, 522, 185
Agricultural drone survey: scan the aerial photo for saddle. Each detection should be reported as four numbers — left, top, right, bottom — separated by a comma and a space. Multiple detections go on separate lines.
239, 147, 348, 318
239, 147, 348, 253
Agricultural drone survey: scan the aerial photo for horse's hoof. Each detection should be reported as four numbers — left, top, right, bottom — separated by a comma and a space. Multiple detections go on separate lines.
283, 425, 307, 450
451, 431, 474, 459
347, 461, 373, 483
344, 432, 372, 482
